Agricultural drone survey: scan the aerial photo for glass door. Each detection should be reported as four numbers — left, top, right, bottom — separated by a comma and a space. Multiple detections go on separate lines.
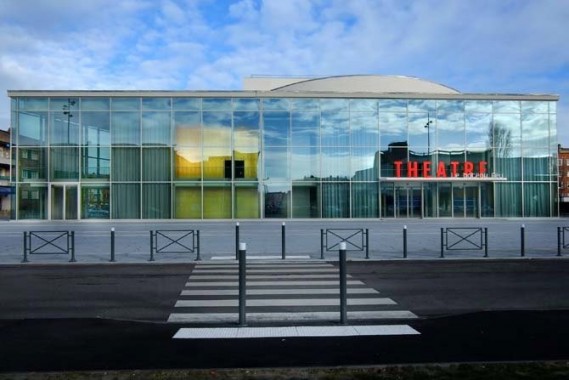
51, 184, 78, 220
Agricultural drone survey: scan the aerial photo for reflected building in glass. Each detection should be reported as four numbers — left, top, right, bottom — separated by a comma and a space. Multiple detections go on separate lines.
8, 75, 559, 220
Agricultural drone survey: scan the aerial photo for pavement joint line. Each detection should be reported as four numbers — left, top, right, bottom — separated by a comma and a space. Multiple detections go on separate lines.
172, 324, 420, 339
185, 280, 366, 286
211, 256, 311, 260
180, 288, 379, 295
174, 298, 396, 307
186, 275, 351, 280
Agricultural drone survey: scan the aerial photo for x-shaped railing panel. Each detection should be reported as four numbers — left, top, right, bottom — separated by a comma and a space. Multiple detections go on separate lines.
321, 228, 369, 259
149, 229, 201, 261
441, 227, 488, 258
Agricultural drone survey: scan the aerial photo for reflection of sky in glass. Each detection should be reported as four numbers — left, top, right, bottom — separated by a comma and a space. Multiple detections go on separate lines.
81, 98, 109, 111
82, 112, 110, 146
263, 112, 289, 146
142, 112, 170, 145
142, 97, 171, 110
291, 147, 319, 180
203, 112, 231, 146
378, 99, 406, 112
350, 99, 377, 112
262, 98, 290, 111
291, 99, 319, 111
465, 100, 492, 113
436, 113, 464, 151
292, 112, 319, 146
521, 101, 548, 114
351, 147, 378, 180
234, 112, 259, 146
173, 98, 201, 111
437, 100, 464, 113
379, 113, 406, 146
111, 111, 140, 145
321, 111, 349, 146
320, 99, 349, 112
522, 113, 549, 148
322, 147, 350, 179
263, 148, 289, 179
111, 98, 139, 111
18, 97, 48, 111
351, 112, 379, 146
493, 101, 520, 113
408, 100, 435, 113
494, 114, 521, 141
465, 113, 491, 151
233, 98, 260, 111
202, 98, 232, 111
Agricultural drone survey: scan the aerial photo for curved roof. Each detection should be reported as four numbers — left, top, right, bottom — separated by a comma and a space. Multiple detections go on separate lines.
271, 75, 460, 94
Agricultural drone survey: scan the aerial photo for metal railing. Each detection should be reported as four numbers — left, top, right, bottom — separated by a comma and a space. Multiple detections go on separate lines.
22, 231, 75, 263
320, 228, 369, 259
149, 229, 200, 261
557, 227, 569, 257
440, 227, 488, 258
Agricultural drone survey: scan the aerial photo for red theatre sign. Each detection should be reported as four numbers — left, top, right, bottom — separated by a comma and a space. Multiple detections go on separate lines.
394, 160, 488, 178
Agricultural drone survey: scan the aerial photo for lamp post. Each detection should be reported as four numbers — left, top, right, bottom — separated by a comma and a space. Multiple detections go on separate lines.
424, 113, 433, 157
62, 98, 76, 145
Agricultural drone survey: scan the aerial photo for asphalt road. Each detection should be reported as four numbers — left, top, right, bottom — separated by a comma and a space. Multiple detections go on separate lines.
1, 259, 569, 372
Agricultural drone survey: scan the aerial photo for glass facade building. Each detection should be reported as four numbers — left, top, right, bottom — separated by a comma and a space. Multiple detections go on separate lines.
8, 75, 559, 220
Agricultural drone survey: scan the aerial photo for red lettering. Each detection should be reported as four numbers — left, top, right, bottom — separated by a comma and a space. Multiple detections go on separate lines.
464, 161, 474, 175
394, 161, 403, 177
437, 162, 447, 177
422, 161, 431, 177
479, 161, 487, 175
408, 161, 418, 177
450, 161, 459, 177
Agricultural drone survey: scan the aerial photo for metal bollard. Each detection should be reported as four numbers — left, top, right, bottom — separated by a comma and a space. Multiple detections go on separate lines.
195, 230, 201, 261
149, 231, 155, 262
22, 232, 29, 263
238, 242, 247, 326
403, 225, 407, 258
365, 228, 370, 259
235, 222, 240, 260
484, 227, 488, 257
339, 242, 347, 325
110, 228, 116, 262
281, 222, 286, 260
440, 228, 445, 258
320, 229, 325, 259
558, 227, 562, 257
69, 231, 76, 262
521, 224, 525, 257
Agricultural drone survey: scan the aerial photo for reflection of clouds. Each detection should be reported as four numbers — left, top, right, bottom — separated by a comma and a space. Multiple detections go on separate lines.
320, 99, 349, 112
291, 148, 319, 179
408, 100, 435, 113
493, 101, 520, 113
437, 100, 464, 113
350, 99, 377, 112
233, 98, 259, 111
408, 112, 429, 135
262, 98, 290, 111
522, 113, 549, 144
202, 98, 232, 111
175, 147, 201, 162
436, 113, 463, 131
291, 99, 319, 111
465, 101, 492, 113
379, 113, 406, 134
378, 100, 406, 112
521, 101, 549, 113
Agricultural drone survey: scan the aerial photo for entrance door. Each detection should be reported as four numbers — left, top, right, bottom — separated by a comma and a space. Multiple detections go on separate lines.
51, 184, 78, 220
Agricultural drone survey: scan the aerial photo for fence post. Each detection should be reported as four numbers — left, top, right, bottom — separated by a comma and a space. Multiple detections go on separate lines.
339, 241, 347, 325
282, 222, 286, 260
558, 227, 562, 257
69, 231, 76, 262
110, 228, 116, 262
235, 222, 240, 260
22, 231, 29, 263
484, 227, 488, 257
195, 230, 201, 261
403, 225, 407, 258
149, 231, 155, 261
365, 228, 370, 259
521, 224, 525, 257
440, 228, 445, 258
320, 229, 324, 259
238, 242, 247, 326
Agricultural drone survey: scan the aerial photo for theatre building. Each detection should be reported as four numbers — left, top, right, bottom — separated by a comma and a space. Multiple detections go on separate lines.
7, 75, 559, 220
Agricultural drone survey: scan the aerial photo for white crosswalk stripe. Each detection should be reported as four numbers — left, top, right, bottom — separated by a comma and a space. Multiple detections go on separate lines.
169, 261, 419, 338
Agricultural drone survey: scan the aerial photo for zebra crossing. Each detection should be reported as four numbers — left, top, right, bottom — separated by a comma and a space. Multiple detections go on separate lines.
168, 261, 419, 331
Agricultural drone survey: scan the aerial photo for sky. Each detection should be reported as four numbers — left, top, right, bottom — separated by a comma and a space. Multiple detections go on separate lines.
0, 0, 568, 144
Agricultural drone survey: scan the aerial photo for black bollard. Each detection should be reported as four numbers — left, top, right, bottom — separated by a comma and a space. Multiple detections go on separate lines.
238, 242, 247, 326
339, 241, 347, 325
110, 228, 116, 262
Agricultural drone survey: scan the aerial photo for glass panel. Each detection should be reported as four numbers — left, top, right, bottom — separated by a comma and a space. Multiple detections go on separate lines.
111, 147, 140, 181
18, 97, 48, 111
234, 112, 260, 146
66, 186, 78, 219
50, 147, 79, 180
264, 147, 289, 180
351, 147, 378, 181
291, 146, 320, 180
262, 98, 290, 111
18, 184, 47, 219
320, 99, 349, 112
19, 147, 47, 181
322, 182, 349, 218
378, 100, 406, 112
321, 111, 349, 146
82, 186, 110, 219
50, 97, 79, 111
264, 183, 290, 218
379, 113, 407, 148
522, 149, 550, 181
351, 112, 379, 147
322, 147, 349, 180
203, 147, 231, 180
292, 182, 320, 217
173, 98, 201, 111
235, 183, 259, 218
438, 183, 452, 217
202, 98, 231, 111
408, 100, 436, 113
395, 186, 407, 218
111, 112, 140, 145
380, 183, 394, 218
142, 112, 170, 146
522, 113, 548, 150
203, 183, 231, 219
233, 98, 260, 111
352, 182, 378, 218
495, 183, 522, 217
263, 111, 290, 146
493, 101, 520, 113
379, 146, 408, 177
81, 98, 109, 111
18, 111, 47, 146
524, 183, 550, 217
350, 99, 377, 112
291, 99, 319, 111
174, 111, 201, 146
491, 114, 521, 156
291, 112, 319, 146
111, 98, 140, 111
175, 184, 202, 218
142, 148, 171, 181
50, 111, 80, 145
143, 184, 171, 219
437, 113, 465, 152
522, 101, 548, 114
82, 112, 110, 146
423, 183, 436, 218
112, 183, 140, 219
465, 100, 492, 113
51, 185, 63, 220
408, 112, 430, 155
234, 148, 259, 180
481, 182, 494, 217
437, 100, 464, 113
453, 185, 465, 218
142, 97, 171, 110
549, 101, 557, 114
82, 146, 110, 180
174, 147, 201, 180
466, 113, 491, 152
465, 185, 478, 218
203, 112, 231, 146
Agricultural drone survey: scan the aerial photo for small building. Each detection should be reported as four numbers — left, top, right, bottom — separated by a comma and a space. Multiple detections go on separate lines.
0, 129, 12, 219
7, 75, 559, 220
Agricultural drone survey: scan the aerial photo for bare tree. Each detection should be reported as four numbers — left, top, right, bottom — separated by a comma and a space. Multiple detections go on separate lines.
488, 121, 511, 157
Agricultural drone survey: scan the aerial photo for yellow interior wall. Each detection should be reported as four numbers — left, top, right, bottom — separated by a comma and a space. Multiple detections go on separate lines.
175, 187, 202, 218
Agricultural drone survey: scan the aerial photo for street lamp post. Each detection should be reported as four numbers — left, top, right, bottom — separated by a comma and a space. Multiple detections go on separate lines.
62, 98, 76, 145
424, 113, 433, 157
